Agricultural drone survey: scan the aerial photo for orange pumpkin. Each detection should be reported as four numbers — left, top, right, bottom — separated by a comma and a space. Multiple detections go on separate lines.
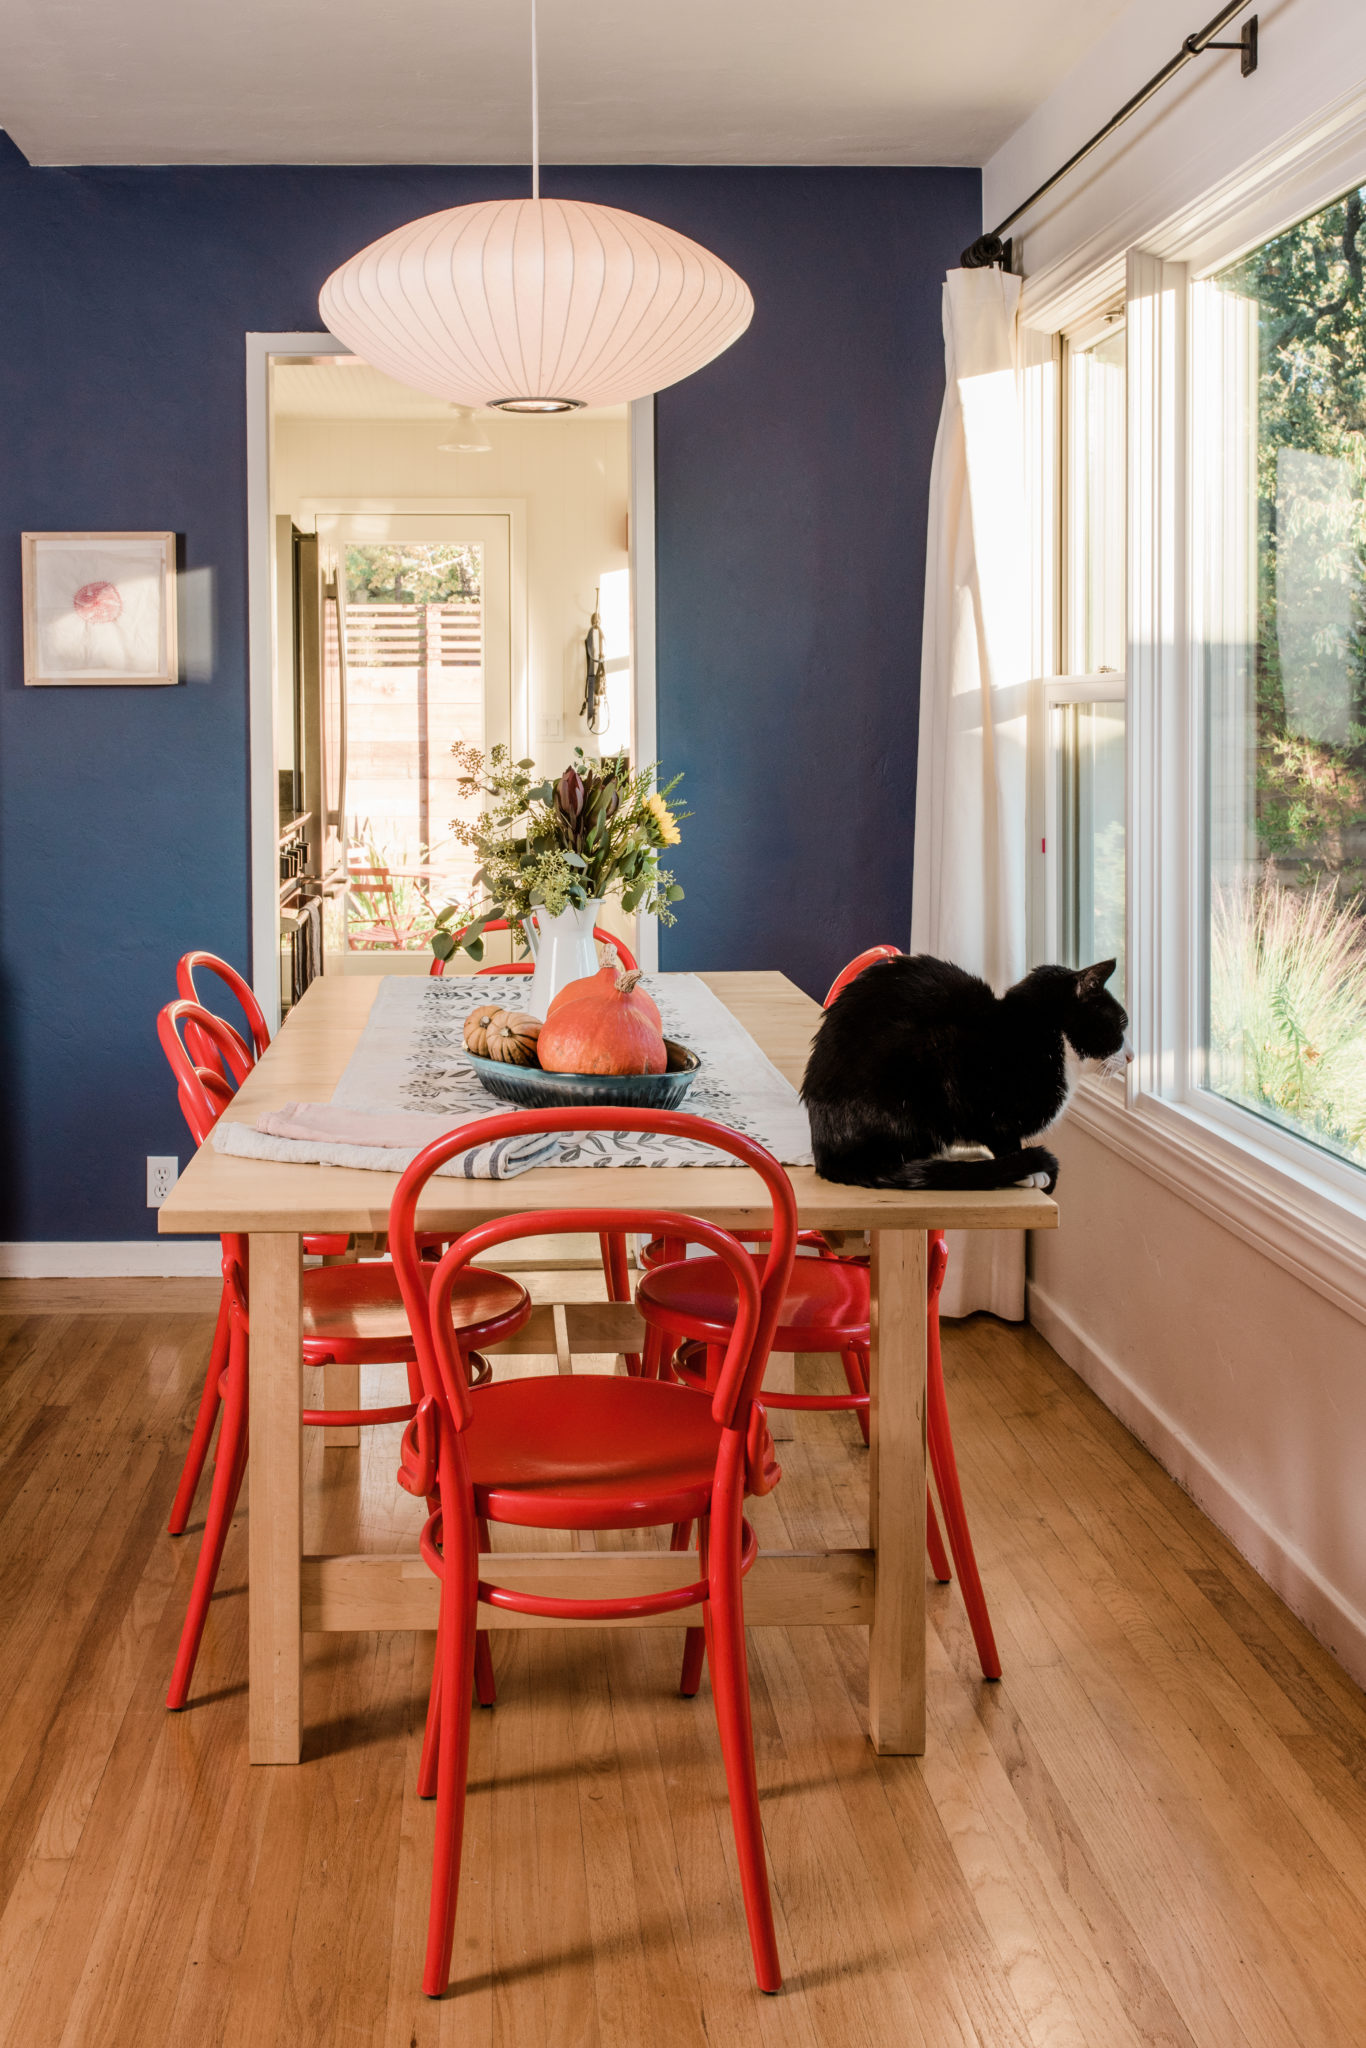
546, 961, 662, 1031
537, 968, 667, 1076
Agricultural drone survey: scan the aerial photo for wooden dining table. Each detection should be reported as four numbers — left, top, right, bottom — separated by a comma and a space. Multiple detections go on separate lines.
158, 969, 1056, 1765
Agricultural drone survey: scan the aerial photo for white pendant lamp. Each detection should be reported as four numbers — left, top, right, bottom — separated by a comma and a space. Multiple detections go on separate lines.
318, 2, 753, 414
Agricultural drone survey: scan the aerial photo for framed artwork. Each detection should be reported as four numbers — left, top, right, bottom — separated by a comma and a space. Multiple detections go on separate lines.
21, 531, 178, 686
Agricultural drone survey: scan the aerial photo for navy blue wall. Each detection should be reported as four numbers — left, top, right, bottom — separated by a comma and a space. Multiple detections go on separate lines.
0, 145, 978, 1240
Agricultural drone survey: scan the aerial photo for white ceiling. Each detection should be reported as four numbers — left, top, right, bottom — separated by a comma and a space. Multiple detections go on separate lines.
273, 361, 485, 420
3, 0, 1131, 168
272, 360, 626, 420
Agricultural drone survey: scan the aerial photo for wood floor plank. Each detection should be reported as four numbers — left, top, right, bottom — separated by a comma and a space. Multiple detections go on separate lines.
3, 1283, 1366, 2045
939, 1362, 1348, 2046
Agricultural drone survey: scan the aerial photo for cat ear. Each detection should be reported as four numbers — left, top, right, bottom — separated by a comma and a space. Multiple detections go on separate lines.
1076, 959, 1116, 995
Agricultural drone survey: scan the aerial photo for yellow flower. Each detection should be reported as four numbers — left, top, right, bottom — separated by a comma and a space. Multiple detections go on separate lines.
646, 791, 681, 845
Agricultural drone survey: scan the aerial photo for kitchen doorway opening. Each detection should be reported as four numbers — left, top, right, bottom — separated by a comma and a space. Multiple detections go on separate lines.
246, 334, 655, 1028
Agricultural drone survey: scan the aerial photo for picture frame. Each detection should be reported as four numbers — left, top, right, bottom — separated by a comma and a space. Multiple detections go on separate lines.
21, 530, 178, 687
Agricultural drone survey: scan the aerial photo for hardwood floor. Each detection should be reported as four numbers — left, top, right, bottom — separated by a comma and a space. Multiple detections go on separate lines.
2, 1275, 1365, 2047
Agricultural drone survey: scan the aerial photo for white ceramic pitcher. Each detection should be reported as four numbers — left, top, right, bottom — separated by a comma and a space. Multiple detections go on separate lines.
525, 898, 604, 1019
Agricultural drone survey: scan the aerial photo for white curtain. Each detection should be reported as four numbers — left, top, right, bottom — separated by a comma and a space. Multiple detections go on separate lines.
911, 265, 1030, 1320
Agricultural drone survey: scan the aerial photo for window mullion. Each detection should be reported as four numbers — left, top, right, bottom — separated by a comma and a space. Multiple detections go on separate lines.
1126, 248, 1190, 1106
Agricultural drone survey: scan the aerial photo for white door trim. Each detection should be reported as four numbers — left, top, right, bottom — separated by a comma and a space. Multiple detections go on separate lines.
246, 330, 351, 1031
629, 395, 659, 972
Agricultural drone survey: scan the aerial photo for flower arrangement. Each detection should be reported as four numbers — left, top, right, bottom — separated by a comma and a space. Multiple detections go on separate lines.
430, 744, 686, 965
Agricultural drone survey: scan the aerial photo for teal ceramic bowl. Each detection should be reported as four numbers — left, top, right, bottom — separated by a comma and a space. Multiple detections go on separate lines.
465, 1039, 701, 1111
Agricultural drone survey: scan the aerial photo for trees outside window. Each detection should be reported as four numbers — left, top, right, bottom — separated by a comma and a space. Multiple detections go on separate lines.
1200, 184, 1366, 1167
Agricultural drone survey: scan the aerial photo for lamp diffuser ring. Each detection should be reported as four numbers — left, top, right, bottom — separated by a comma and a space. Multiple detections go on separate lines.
319, 196, 754, 412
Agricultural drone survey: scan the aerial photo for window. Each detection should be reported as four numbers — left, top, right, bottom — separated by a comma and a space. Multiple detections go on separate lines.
1041, 316, 1127, 1000
1055, 690, 1126, 983
1193, 186, 1366, 1173
1066, 323, 1127, 677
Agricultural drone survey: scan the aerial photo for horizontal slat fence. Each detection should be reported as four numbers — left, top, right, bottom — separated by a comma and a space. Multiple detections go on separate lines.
343, 600, 481, 670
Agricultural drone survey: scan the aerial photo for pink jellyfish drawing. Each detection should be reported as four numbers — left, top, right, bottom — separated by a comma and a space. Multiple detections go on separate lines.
73, 580, 124, 625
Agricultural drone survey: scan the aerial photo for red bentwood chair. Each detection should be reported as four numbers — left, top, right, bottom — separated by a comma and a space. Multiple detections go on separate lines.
176, 948, 272, 1062
176, 949, 350, 1251
157, 1000, 531, 1709
389, 1108, 797, 1999
637, 942, 1002, 1684
167, 952, 352, 1535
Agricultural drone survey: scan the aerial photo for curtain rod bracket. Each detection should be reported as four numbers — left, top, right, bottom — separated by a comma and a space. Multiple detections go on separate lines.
961, 234, 1014, 272
1186, 14, 1257, 73
961, 6, 1259, 269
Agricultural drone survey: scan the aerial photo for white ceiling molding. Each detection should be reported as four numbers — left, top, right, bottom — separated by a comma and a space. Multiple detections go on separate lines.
3, 0, 1132, 168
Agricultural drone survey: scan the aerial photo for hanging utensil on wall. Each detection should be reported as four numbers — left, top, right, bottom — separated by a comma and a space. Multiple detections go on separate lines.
581, 588, 609, 735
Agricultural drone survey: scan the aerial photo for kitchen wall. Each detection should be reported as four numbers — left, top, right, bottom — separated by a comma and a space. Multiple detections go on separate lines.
0, 146, 978, 1253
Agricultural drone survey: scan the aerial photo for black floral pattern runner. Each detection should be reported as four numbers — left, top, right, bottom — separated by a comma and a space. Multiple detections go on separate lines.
329, 973, 814, 1168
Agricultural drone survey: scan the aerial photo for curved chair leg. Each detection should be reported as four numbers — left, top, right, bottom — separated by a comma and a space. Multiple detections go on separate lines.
423, 1567, 479, 1998
168, 1282, 230, 1534
926, 1313, 1001, 1680
474, 1517, 496, 1707
926, 1489, 952, 1583
641, 1324, 669, 1381
600, 1232, 642, 1376
671, 1520, 706, 1695
704, 1511, 782, 1993
418, 1614, 443, 1800
167, 1328, 248, 1709
841, 1347, 871, 1446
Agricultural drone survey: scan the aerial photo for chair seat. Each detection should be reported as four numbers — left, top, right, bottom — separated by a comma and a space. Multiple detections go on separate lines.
302, 1261, 529, 1362
638, 1250, 869, 1352
468, 1375, 724, 1530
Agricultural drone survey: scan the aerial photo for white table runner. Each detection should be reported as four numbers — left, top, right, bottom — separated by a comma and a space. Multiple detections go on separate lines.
215, 973, 814, 1174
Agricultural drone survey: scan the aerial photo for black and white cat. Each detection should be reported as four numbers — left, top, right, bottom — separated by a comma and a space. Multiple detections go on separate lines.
802, 954, 1131, 1193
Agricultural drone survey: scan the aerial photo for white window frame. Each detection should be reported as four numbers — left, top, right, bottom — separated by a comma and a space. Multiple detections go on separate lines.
1028, 308, 1128, 1052
1024, 134, 1366, 1328
1042, 674, 1128, 973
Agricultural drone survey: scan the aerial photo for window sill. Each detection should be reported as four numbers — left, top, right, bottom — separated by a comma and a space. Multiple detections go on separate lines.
1061, 1078, 1366, 1328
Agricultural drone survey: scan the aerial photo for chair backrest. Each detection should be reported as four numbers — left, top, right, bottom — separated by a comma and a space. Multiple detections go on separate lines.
389, 1109, 796, 1439
430, 918, 639, 977
176, 951, 271, 1074
823, 945, 902, 1009
158, 999, 252, 1150
158, 998, 253, 1270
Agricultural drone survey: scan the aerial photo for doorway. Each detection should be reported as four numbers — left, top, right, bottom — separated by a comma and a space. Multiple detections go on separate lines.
317, 512, 514, 966
246, 333, 656, 1027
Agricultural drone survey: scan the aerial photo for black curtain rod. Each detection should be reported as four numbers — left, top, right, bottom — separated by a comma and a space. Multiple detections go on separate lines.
961, 2, 1258, 270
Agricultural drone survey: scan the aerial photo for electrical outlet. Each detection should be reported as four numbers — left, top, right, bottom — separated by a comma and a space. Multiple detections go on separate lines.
146, 1156, 179, 1207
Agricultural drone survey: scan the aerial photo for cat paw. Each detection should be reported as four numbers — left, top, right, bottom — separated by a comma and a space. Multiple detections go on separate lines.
1018, 1169, 1052, 1188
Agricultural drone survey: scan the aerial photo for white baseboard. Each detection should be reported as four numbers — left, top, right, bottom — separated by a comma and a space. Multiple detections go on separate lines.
1028, 1281, 1366, 1695
0, 1241, 222, 1279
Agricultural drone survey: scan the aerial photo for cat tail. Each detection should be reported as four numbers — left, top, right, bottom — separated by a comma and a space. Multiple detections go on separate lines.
867, 1147, 1059, 1194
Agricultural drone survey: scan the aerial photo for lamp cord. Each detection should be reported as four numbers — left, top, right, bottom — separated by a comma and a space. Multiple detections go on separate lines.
530, 0, 540, 201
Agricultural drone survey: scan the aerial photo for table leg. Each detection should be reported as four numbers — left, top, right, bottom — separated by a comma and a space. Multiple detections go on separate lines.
249, 1232, 303, 1764
867, 1228, 927, 1755
322, 1362, 361, 1448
